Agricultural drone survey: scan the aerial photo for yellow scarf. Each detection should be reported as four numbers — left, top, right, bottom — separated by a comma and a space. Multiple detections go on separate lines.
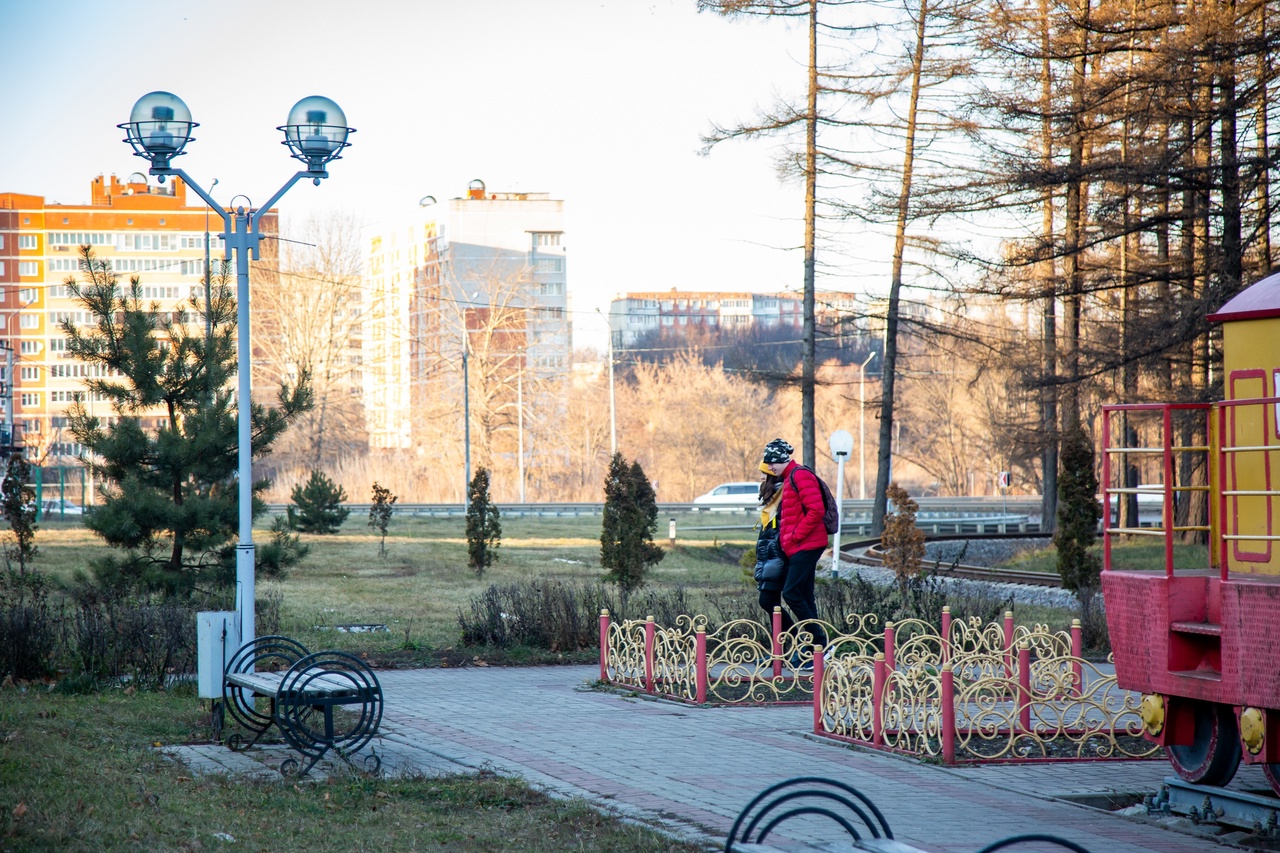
760, 487, 781, 528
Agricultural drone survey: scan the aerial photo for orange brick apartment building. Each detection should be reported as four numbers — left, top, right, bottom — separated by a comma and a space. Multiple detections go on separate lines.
0, 174, 277, 462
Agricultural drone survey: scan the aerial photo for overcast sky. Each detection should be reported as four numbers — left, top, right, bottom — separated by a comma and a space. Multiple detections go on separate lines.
0, 0, 889, 350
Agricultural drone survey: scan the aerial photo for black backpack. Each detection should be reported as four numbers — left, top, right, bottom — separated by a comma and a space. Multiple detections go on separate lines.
787, 466, 840, 535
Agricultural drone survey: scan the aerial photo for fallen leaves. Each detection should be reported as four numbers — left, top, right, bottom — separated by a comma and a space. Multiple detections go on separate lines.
12, 801, 27, 820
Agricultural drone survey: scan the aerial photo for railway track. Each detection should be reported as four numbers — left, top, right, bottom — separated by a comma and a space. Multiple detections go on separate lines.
1148, 776, 1280, 836
840, 532, 1063, 588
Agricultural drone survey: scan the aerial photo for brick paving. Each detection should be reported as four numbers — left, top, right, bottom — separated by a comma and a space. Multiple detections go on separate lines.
169, 664, 1263, 851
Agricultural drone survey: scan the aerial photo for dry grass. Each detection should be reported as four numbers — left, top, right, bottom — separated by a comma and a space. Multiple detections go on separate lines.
31, 510, 758, 654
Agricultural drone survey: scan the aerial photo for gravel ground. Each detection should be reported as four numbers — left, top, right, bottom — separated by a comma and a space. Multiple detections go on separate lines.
828, 538, 1082, 609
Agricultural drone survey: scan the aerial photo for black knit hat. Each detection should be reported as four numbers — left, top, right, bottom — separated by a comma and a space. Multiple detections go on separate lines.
762, 438, 793, 464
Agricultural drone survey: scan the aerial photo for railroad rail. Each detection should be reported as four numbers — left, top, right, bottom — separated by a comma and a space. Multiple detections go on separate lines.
1147, 776, 1280, 836
841, 532, 1063, 589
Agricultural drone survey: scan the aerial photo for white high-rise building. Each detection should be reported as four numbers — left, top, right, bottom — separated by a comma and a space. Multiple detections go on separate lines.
363, 180, 569, 450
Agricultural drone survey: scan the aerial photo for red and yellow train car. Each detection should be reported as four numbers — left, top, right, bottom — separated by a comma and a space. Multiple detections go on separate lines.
1102, 271, 1280, 793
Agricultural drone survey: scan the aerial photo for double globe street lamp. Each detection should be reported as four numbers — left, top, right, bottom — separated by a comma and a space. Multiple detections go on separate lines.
119, 91, 354, 646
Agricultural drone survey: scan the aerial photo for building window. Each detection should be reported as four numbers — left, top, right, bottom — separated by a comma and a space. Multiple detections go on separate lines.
662, 316, 674, 326
20, 393, 39, 407
19, 341, 39, 355
48, 232, 111, 246
533, 257, 563, 273
538, 282, 564, 296
19, 288, 37, 303
18, 234, 38, 250
532, 233, 561, 247
19, 314, 38, 329
48, 338, 66, 353
20, 367, 39, 381
18, 261, 38, 277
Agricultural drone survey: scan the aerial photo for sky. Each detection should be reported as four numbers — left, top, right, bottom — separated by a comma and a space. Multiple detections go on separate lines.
0, 0, 869, 351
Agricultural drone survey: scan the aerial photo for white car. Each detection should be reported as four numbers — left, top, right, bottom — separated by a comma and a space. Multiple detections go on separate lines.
692, 482, 760, 510
41, 499, 84, 516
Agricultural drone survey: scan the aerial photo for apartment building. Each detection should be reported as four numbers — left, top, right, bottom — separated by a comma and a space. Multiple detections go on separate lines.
608, 289, 859, 348
0, 174, 276, 460
363, 180, 569, 450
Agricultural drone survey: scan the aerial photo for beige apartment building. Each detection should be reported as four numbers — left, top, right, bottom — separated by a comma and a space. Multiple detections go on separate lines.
362, 180, 569, 450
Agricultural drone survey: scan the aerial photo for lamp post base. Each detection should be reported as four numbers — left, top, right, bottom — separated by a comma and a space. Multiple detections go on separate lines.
236, 544, 256, 648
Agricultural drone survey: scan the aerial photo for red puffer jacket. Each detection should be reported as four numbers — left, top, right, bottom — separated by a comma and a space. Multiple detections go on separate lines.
778, 461, 830, 556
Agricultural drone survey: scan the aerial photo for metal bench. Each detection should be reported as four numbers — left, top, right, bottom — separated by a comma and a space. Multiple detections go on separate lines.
726, 778, 1095, 853
220, 635, 383, 777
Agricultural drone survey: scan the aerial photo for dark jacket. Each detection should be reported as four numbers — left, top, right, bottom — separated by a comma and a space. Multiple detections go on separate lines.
754, 518, 784, 590
778, 460, 829, 555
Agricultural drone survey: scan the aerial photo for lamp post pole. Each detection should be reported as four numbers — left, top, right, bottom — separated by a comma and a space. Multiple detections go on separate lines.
829, 429, 854, 578
597, 308, 616, 455
463, 343, 471, 509
858, 351, 877, 501
121, 91, 353, 646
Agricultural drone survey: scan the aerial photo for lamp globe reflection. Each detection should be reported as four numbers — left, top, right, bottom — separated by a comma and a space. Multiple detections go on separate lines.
119, 91, 197, 169
280, 96, 352, 175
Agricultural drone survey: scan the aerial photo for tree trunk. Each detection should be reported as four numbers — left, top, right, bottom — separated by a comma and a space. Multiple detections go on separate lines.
801, 0, 818, 468
872, 0, 928, 534
1038, 0, 1058, 533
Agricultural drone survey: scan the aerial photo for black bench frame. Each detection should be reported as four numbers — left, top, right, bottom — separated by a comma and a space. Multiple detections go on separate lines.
219, 635, 383, 777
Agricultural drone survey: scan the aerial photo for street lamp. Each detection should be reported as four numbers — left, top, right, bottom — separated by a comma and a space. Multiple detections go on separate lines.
828, 429, 854, 578
858, 351, 878, 500
120, 91, 353, 647
596, 307, 616, 455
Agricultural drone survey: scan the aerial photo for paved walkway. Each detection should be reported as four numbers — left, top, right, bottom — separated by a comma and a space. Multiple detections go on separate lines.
172, 665, 1265, 851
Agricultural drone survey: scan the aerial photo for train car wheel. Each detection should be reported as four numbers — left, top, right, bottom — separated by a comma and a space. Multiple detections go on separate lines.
1262, 763, 1280, 797
1168, 701, 1241, 786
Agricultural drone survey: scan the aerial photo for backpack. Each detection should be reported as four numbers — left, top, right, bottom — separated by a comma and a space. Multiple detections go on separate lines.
787, 465, 840, 535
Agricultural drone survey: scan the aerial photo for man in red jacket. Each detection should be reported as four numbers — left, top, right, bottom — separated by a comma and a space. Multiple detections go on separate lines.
761, 438, 828, 660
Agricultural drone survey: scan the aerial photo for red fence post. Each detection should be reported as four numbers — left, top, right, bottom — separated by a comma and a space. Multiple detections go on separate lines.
1070, 618, 1083, 698
772, 607, 784, 680
1018, 642, 1032, 734
940, 606, 952, 667
599, 609, 610, 683
812, 643, 825, 733
644, 616, 656, 694
696, 628, 707, 704
1003, 611, 1015, 682
941, 664, 956, 765
872, 652, 886, 746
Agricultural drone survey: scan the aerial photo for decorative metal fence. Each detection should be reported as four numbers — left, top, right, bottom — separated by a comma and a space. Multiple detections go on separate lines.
599, 607, 1159, 765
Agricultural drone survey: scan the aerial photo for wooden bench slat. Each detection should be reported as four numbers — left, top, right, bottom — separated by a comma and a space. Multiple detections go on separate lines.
225, 670, 374, 698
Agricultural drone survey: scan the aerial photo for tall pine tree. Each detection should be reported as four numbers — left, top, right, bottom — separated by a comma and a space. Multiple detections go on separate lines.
63, 247, 311, 595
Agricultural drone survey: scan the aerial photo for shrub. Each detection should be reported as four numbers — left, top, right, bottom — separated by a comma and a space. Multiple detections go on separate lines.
1, 454, 38, 570
881, 482, 925, 601
0, 567, 57, 681
600, 454, 664, 601
288, 469, 350, 534
369, 482, 397, 558
465, 468, 501, 576
1055, 425, 1102, 591
68, 586, 199, 688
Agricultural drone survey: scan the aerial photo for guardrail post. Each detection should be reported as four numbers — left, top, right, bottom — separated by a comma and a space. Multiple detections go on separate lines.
1018, 641, 1032, 734
872, 652, 886, 746
599, 609, 610, 682
644, 616, 656, 694
772, 607, 783, 680
940, 606, 951, 667
696, 628, 707, 704
1003, 611, 1015, 681
812, 643, 825, 733
668, 517, 676, 548
941, 664, 956, 765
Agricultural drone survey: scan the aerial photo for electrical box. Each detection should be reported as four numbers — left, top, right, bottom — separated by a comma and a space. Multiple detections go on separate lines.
197, 611, 241, 699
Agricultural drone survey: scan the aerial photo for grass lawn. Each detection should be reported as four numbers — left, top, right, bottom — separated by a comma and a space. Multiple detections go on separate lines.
29, 509, 761, 664
0, 684, 704, 852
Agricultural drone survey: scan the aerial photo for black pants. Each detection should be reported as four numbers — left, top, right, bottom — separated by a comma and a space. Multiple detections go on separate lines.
759, 547, 826, 649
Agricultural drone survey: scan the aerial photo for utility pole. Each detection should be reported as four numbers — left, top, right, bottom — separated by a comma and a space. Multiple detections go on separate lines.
517, 370, 525, 503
